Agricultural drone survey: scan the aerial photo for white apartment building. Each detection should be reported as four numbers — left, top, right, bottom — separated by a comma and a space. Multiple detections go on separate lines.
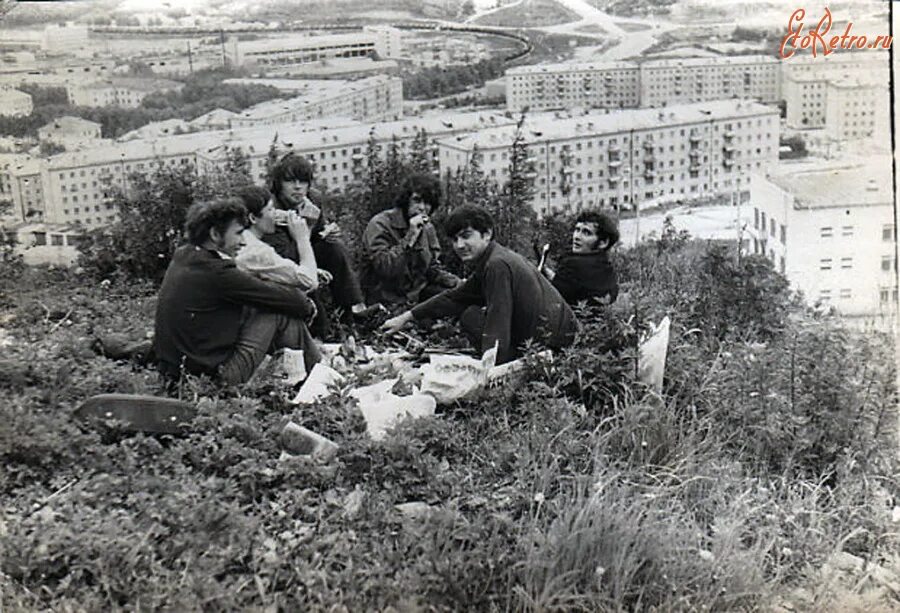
38, 116, 103, 149
506, 62, 640, 112
439, 100, 780, 216
824, 77, 888, 141
0, 157, 44, 221
638, 55, 780, 108
67, 77, 184, 109
782, 51, 889, 134
0, 89, 33, 117
506, 55, 780, 112
229, 75, 403, 128
227, 27, 402, 71
749, 158, 897, 321
783, 72, 827, 128
17, 111, 516, 229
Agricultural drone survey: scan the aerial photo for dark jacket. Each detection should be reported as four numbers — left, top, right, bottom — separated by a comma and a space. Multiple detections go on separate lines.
411, 241, 578, 364
154, 245, 314, 376
362, 207, 454, 304
552, 250, 619, 305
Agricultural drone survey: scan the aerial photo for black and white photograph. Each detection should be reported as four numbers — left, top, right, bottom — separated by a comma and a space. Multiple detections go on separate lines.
0, 0, 898, 610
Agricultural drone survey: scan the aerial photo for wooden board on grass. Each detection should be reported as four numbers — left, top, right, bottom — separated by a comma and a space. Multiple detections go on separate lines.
74, 393, 196, 434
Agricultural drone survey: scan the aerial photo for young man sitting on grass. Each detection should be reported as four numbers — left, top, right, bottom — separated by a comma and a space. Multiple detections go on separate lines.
234, 184, 323, 293
380, 204, 578, 365
264, 153, 384, 335
543, 210, 620, 306
153, 198, 320, 385
361, 172, 460, 306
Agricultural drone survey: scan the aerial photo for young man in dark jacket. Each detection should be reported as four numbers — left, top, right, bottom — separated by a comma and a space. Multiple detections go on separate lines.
362, 173, 460, 305
263, 153, 382, 334
381, 204, 578, 365
544, 210, 619, 305
154, 198, 320, 384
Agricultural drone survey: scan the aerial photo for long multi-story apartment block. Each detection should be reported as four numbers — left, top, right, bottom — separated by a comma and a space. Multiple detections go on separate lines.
638, 56, 780, 108
749, 157, 897, 322
67, 77, 184, 109
506, 55, 780, 112
438, 100, 780, 216
226, 26, 402, 71
229, 75, 403, 128
506, 62, 640, 112
4, 111, 516, 230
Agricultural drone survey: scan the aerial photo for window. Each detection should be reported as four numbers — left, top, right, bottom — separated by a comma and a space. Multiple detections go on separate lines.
841, 225, 853, 237
51, 234, 64, 246
883, 225, 895, 241
839, 288, 851, 299
881, 256, 895, 271
819, 289, 832, 302
780, 224, 786, 244
820, 226, 833, 238
820, 258, 832, 270
770, 218, 776, 237
753, 207, 759, 229
840, 257, 852, 269
880, 288, 891, 304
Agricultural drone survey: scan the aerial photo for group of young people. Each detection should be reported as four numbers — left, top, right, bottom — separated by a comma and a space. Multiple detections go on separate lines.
153, 153, 620, 385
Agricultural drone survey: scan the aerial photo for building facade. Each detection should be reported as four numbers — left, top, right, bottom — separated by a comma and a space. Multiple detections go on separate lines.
10, 111, 516, 229
506, 62, 640, 112
67, 77, 184, 109
749, 158, 897, 321
506, 55, 780, 112
227, 27, 402, 71
439, 100, 780, 216
229, 75, 403, 128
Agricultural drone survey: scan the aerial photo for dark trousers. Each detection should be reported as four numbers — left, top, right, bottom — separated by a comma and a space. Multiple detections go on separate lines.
459, 305, 486, 353
313, 238, 363, 307
218, 308, 321, 385
310, 238, 365, 336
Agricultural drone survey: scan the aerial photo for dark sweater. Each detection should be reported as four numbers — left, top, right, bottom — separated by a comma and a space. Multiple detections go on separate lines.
552, 250, 618, 305
154, 245, 314, 376
411, 242, 578, 364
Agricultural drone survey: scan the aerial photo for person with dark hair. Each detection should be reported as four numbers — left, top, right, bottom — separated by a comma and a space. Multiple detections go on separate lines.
264, 153, 382, 331
234, 184, 320, 291
361, 173, 460, 305
381, 204, 578, 365
154, 198, 320, 385
543, 210, 619, 305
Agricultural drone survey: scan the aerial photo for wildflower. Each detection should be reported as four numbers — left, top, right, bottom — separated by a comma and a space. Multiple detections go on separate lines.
698, 549, 714, 562
533, 492, 545, 504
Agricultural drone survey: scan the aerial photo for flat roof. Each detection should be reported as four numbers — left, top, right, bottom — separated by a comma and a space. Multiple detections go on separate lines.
439, 100, 779, 150
42, 110, 518, 169
507, 54, 778, 75
235, 75, 399, 120
767, 157, 892, 208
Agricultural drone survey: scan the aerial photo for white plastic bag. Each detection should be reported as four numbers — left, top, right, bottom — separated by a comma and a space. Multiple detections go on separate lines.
419, 343, 498, 404
291, 363, 344, 404
638, 316, 670, 394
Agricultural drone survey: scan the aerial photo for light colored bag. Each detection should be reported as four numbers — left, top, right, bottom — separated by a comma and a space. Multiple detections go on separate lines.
638, 316, 670, 394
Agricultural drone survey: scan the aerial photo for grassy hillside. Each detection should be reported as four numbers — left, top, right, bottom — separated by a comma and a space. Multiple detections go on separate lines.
1, 230, 897, 610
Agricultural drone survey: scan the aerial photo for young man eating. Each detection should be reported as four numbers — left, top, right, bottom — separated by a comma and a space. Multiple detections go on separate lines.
154, 198, 320, 385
